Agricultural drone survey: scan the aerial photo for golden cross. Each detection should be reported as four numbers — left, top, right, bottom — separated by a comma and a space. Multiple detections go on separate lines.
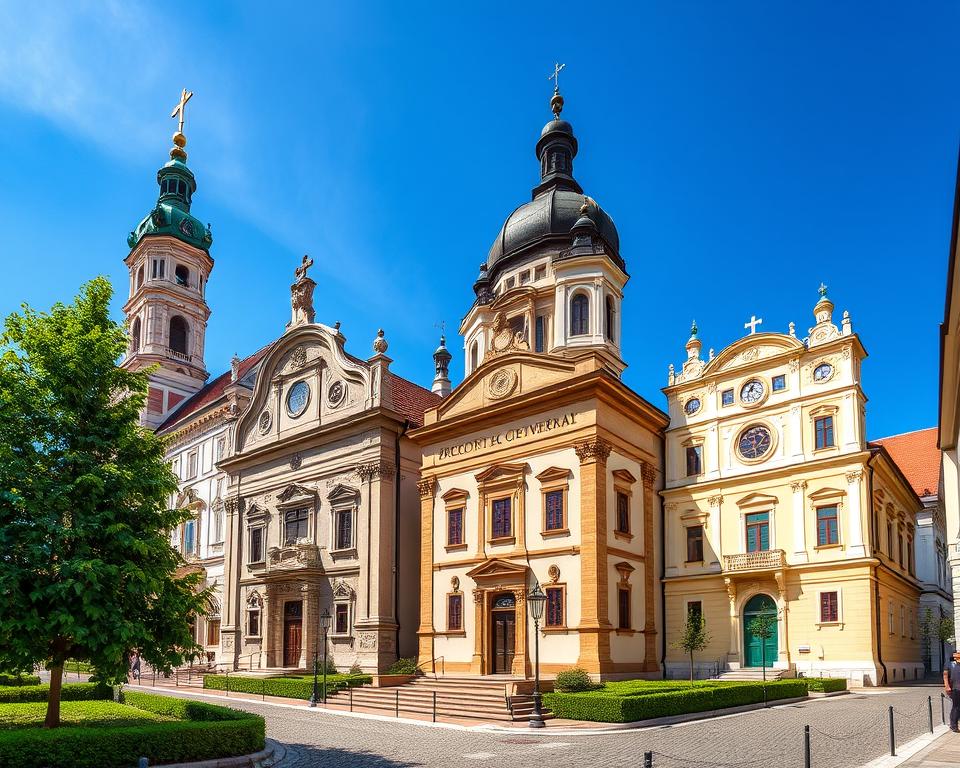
548, 62, 565, 92
170, 88, 194, 134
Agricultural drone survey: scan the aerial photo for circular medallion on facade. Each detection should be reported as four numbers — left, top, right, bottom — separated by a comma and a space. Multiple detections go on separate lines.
813, 362, 834, 382
328, 379, 346, 407
286, 380, 310, 417
487, 367, 518, 399
737, 424, 773, 462
684, 397, 701, 416
289, 453, 302, 470
548, 564, 561, 583
258, 410, 272, 434
179, 218, 195, 237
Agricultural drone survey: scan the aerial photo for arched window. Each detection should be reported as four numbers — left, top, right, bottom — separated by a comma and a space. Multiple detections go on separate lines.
605, 296, 615, 342
570, 293, 590, 336
136, 265, 144, 289
175, 264, 190, 287
130, 317, 141, 352
470, 341, 479, 372
169, 316, 188, 355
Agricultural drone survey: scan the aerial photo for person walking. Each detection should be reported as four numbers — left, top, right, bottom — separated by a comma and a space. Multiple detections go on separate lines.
945, 649, 960, 733
131, 651, 141, 681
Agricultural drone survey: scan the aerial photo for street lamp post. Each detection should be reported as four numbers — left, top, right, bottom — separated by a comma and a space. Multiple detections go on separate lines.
319, 608, 331, 703
309, 610, 321, 707
527, 582, 547, 729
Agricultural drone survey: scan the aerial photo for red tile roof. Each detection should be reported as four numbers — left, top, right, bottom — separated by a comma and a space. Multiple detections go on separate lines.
391, 373, 442, 428
873, 427, 940, 498
156, 344, 273, 433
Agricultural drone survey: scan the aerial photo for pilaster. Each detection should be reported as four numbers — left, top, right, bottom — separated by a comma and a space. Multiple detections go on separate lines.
791, 481, 808, 563
416, 477, 436, 670
846, 470, 866, 557
640, 462, 658, 670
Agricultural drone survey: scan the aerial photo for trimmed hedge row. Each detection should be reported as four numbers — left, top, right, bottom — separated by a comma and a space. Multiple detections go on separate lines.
0, 673, 41, 687
0, 691, 265, 768
543, 680, 808, 723
803, 677, 847, 693
0, 683, 112, 704
202, 673, 371, 700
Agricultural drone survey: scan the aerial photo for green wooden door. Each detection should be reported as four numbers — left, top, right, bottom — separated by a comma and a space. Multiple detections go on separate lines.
743, 594, 778, 668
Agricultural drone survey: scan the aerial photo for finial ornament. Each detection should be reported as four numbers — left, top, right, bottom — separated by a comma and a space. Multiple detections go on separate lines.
818, 282, 828, 298
289, 254, 316, 327
548, 62, 566, 117
690, 319, 698, 337
169, 88, 193, 161
295, 254, 314, 281
373, 329, 389, 355
548, 62, 565, 92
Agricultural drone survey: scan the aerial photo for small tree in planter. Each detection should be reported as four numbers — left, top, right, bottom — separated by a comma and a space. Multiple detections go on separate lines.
673, 612, 711, 681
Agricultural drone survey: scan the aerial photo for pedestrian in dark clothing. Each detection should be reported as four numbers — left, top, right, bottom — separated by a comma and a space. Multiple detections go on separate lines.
945, 650, 960, 733
131, 652, 141, 681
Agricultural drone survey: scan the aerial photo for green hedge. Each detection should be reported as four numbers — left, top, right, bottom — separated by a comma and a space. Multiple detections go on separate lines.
803, 677, 847, 693
203, 673, 371, 700
0, 683, 112, 704
543, 680, 808, 723
0, 691, 265, 768
0, 673, 41, 687
0, 701, 169, 730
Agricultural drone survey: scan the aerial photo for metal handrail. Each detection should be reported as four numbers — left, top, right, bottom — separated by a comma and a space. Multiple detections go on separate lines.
414, 656, 445, 677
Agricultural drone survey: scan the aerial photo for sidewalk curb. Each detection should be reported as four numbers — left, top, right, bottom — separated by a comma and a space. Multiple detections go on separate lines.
858, 725, 950, 768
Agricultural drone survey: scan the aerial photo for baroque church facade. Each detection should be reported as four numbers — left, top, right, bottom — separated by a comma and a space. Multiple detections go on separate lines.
121, 119, 440, 672
118, 89, 928, 685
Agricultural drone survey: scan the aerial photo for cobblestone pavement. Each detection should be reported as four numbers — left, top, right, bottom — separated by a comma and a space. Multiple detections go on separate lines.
153, 684, 947, 768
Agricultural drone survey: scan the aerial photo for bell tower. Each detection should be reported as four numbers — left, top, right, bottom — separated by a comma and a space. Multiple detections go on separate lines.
122, 89, 214, 430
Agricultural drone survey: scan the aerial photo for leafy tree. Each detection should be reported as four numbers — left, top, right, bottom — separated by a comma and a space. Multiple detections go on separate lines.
0, 277, 207, 727
747, 610, 777, 682
673, 610, 711, 681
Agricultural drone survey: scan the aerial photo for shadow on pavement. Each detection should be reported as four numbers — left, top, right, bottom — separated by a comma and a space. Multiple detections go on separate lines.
283, 745, 424, 767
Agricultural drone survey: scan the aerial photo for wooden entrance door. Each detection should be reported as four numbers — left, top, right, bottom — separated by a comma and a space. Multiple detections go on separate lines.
743, 594, 778, 668
491, 593, 516, 674
283, 600, 303, 668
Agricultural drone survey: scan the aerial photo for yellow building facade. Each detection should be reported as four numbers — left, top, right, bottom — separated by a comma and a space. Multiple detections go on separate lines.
662, 290, 923, 686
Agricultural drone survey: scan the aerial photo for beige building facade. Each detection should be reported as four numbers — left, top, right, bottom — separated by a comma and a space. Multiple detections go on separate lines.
662, 290, 924, 685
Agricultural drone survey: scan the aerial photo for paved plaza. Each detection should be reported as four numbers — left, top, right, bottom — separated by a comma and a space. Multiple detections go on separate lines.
141, 683, 949, 768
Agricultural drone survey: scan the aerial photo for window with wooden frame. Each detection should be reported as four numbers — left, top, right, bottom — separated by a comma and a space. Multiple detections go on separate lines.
685, 445, 702, 477
686, 525, 704, 562
615, 561, 635, 632
334, 603, 350, 635
334, 508, 353, 551
819, 591, 839, 623
206, 619, 221, 645
545, 585, 565, 628
745, 511, 770, 552
441, 488, 469, 551
248, 527, 264, 564
447, 593, 463, 631
816, 505, 839, 547
687, 600, 703, 625
886, 519, 894, 559
284, 507, 309, 545
612, 469, 636, 539
187, 450, 198, 479
536, 467, 570, 536
476, 463, 526, 547
491, 497, 512, 539
810, 405, 838, 451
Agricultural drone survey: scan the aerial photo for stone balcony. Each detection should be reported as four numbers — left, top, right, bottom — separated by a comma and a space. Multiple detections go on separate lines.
266, 542, 323, 573
722, 549, 787, 574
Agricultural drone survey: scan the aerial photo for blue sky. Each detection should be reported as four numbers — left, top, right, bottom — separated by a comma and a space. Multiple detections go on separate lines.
1, 1, 957, 439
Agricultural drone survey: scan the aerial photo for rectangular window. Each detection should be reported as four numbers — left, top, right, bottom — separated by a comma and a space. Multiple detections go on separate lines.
249, 528, 264, 563
907, 541, 915, 575
888, 600, 894, 634
183, 520, 196, 555
898, 529, 904, 567
900, 605, 905, 636
819, 591, 839, 623
544, 490, 564, 531
615, 491, 630, 534
172, 459, 180, 479
284, 508, 309, 544
535, 315, 545, 353
687, 600, 703, 624
335, 603, 349, 635
447, 508, 464, 546
206, 619, 221, 645
685, 445, 702, 477
721, 389, 734, 406
746, 512, 770, 552
447, 594, 463, 631
187, 451, 198, 479
506, 276, 516, 289
519, 270, 530, 285
215, 437, 225, 462
492, 497, 512, 539
534, 265, 546, 280
248, 610, 260, 637
617, 588, 631, 630
772, 374, 786, 392
546, 587, 564, 627
335, 508, 353, 550
816, 506, 839, 546
814, 415, 835, 449
686, 525, 704, 562
887, 521, 894, 558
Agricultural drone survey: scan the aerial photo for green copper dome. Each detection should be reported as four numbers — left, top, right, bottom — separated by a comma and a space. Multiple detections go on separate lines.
127, 156, 212, 252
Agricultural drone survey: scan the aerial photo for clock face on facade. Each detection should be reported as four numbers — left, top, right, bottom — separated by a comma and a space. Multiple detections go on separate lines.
684, 397, 701, 415
738, 424, 773, 460
813, 363, 833, 382
740, 379, 765, 404
286, 381, 310, 417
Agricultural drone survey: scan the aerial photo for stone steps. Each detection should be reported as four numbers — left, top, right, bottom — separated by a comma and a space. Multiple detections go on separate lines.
714, 668, 785, 681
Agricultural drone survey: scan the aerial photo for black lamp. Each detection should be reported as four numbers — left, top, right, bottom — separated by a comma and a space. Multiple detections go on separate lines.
527, 582, 547, 728
319, 608, 332, 703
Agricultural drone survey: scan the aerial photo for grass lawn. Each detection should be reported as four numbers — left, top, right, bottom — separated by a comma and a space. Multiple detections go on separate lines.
0, 700, 172, 730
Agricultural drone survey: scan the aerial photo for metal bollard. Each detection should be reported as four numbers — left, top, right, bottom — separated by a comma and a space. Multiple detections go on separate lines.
928, 696, 934, 733
643, 752, 653, 768
803, 724, 811, 768
395, 689, 399, 718
433, 691, 437, 723
888, 705, 896, 757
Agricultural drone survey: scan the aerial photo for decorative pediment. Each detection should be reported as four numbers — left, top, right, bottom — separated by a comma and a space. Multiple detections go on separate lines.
332, 578, 355, 600
704, 333, 805, 375
535, 466, 571, 484
176, 487, 204, 510
328, 484, 360, 505
735, 492, 780, 509
475, 463, 527, 484
441, 487, 469, 503
277, 483, 316, 503
809, 486, 846, 502
246, 590, 263, 609
247, 501, 269, 520
614, 561, 635, 581
466, 557, 529, 582
612, 469, 638, 484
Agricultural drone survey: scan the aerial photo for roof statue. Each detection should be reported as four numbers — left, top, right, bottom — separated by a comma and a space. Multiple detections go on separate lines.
288, 254, 316, 328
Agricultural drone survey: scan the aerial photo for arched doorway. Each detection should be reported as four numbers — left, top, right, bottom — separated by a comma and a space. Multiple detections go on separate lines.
490, 592, 516, 674
743, 594, 778, 668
